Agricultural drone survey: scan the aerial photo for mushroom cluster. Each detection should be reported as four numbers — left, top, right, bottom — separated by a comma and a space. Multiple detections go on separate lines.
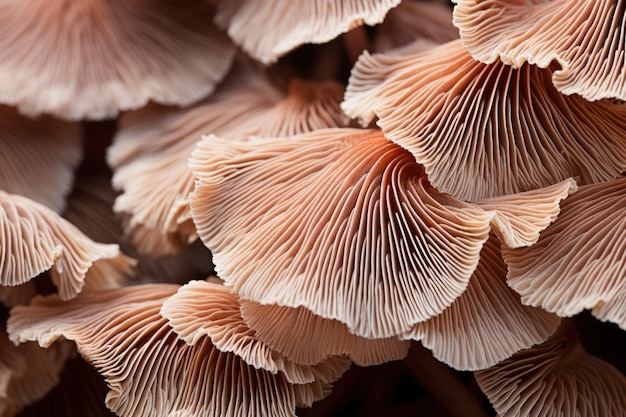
1, 1, 625, 416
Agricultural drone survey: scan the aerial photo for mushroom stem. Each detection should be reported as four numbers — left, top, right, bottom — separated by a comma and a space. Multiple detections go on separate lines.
404, 342, 491, 417
342, 26, 369, 64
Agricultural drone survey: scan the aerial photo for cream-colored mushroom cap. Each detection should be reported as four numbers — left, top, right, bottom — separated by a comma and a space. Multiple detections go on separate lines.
0, 0, 235, 120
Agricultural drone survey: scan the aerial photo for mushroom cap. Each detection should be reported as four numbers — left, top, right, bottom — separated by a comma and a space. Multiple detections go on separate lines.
343, 40, 626, 200
475, 322, 626, 417
213, 0, 401, 64
503, 177, 626, 327
0, 0, 235, 120
0, 191, 134, 300
190, 128, 496, 338
240, 298, 410, 367
161, 279, 351, 384
109, 66, 349, 256
372, 0, 458, 52
0, 326, 74, 416
8, 285, 348, 417
404, 234, 561, 371
0, 105, 82, 213
453, 0, 626, 101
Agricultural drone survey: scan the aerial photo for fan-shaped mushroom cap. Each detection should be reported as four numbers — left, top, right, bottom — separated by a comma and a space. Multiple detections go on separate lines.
62, 173, 213, 285
453, 0, 626, 101
372, 0, 458, 52
0, 326, 74, 417
0, 191, 134, 300
240, 299, 409, 367
0, 106, 81, 213
343, 40, 626, 200
190, 128, 498, 338
109, 67, 349, 256
8, 285, 348, 417
503, 178, 626, 328
213, 0, 400, 64
404, 235, 561, 371
475, 322, 626, 417
0, 0, 235, 120
161, 280, 351, 383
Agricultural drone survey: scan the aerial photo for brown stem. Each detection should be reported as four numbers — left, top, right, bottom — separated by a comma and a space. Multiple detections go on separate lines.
404, 342, 491, 417
342, 26, 370, 64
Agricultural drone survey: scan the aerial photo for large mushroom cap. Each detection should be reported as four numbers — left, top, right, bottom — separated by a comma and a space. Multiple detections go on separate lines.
0, 191, 134, 300
503, 177, 626, 329
0, 0, 235, 120
190, 128, 498, 338
8, 285, 347, 417
454, 0, 626, 101
343, 40, 626, 200
475, 322, 626, 417
213, 0, 401, 64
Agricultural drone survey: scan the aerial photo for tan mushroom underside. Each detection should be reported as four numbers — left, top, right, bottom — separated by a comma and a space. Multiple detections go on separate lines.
0, 0, 235, 120
454, 0, 626, 101
0, 192, 134, 300
343, 40, 626, 201
8, 285, 347, 417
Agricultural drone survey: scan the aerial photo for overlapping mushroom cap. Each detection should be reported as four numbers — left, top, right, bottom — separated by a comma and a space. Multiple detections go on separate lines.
212, 0, 401, 64
475, 322, 626, 417
0, 191, 134, 300
109, 65, 349, 256
404, 234, 560, 371
8, 285, 348, 417
190, 128, 575, 338
0, 0, 235, 120
503, 177, 626, 330
343, 40, 626, 201
453, 0, 626, 101
0, 106, 81, 213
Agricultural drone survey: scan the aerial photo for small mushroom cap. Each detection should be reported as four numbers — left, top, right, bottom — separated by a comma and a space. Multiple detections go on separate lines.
454, 0, 626, 101
0, 0, 235, 120
0, 326, 74, 416
475, 322, 626, 417
404, 234, 561, 371
503, 177, 626, 327
240, 298, 410, 367
109, 67, 348, 256
8, 285, 347, 417
343, 40, 626, 200
372, 0, 458, 52
0, 191, 134, 300
161, 279, 351, 384
0, 105, 82, 213
190, 128, 497, 338
213, 0, 401, 64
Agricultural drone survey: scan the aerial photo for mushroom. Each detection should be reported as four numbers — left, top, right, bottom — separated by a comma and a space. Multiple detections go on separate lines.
0, 326, 74, 417
189, 128, 574, 338
342, 39, 626, 200
453, 0, 626, 101
475, 321, 626, 417
0, 105, 82, 213
212, 0, 401, 64
503, 177, 626, 330
0, 191, 134, 300
403, 234, 561, 371
0, 0, 235, 120
161, 279, 351, 383
8, 285, 349, 417
108, 64, 350, 256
